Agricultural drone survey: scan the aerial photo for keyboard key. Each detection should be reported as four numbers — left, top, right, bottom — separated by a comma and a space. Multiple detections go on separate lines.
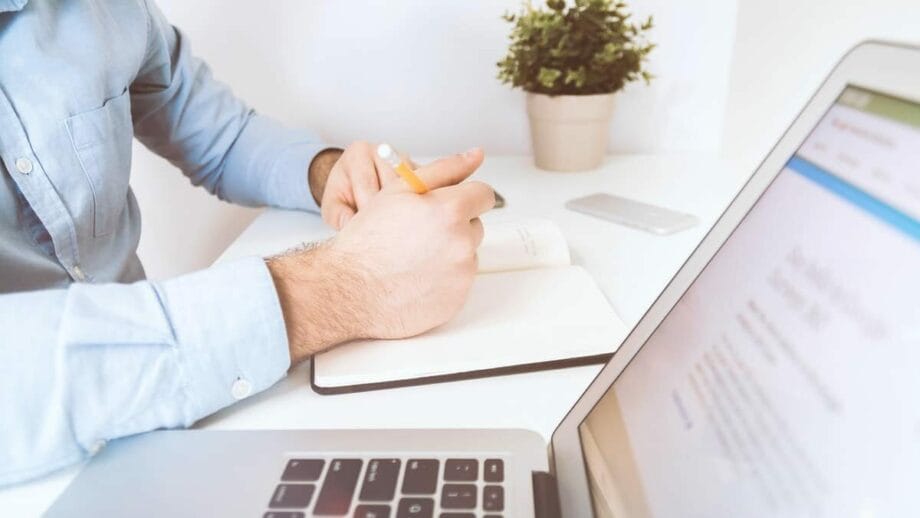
401, 459, 439, 494
439, 514, 475, 518
359, 459, 401, 501
443, 459, 478, 481
440, 484, 476, 509
264, 513, 306, 518
354, 504, 391, 518
281, 459, 325, 481
268, 484, 315, 509
483, 485, 504, 512
396, 498, 434, 518
314, 459, 363, 515
483, 459, 504, 483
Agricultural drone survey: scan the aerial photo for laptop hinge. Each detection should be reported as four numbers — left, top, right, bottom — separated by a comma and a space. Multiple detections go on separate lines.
532, 471, 562, 518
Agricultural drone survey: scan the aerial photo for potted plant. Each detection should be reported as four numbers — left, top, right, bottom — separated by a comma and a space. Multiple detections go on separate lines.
498, 0, 655, 172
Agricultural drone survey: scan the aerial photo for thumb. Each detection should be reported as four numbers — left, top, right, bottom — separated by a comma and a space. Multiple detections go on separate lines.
412, 147, 484, 191
321, 197, 356, 230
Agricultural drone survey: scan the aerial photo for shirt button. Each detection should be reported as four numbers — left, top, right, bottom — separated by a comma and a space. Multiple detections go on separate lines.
231, 378, 252, 400
72, 265, 86, 282
15, 157, 33, 175
89, 439, 106, 455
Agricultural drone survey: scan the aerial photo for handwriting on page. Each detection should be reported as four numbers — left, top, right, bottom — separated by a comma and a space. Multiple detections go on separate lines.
476, 218, 571, 273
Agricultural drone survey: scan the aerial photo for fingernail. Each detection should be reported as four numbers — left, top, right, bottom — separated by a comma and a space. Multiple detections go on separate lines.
463, 147, 481, 158
338, 213, 350, 228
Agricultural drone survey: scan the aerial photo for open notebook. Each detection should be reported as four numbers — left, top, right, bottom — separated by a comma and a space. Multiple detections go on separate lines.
312, 217, 630, 394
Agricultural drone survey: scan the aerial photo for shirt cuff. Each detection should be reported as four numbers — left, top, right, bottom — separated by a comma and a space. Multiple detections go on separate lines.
159, 256, 291, 419
268, 138, 331, 213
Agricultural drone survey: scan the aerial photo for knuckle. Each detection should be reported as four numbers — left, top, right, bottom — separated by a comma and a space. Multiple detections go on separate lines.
419, 197, 443, 218
484, 186, 497, 207
473, 230, 485, 247
442, 236, 471, 263
347, 140, 371, 155
427, 198, 458, 224
473, 182, 496, 206
465, 255, 479, 275
454, 239, 477, 263
444, 198, 467, 221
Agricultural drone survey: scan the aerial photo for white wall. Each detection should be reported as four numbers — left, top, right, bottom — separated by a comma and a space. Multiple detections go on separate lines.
723, 0, 920, 172
134, 0, 737, 279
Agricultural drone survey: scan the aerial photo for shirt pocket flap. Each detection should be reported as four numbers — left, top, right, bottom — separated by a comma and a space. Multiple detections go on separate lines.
65, 88, 133, 237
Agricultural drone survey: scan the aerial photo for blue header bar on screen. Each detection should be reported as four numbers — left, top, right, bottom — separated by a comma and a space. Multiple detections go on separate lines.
787, 156, 920, 243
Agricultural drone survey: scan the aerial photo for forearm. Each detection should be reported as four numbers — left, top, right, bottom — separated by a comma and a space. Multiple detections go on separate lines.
266, 242, 375, 362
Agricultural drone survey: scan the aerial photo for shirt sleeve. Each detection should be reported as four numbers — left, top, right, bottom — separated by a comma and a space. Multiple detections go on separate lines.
0, 257, 291, 486
129, 0, 326, 212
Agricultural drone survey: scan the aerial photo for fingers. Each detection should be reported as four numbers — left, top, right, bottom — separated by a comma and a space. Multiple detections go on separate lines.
412, 147, 484, 191
470, 217, 485, 247
373, 152, 400, 188
322, 143, 486, 234
345, 150, 381, 209
435, 180, 496, 219
403, 154, 420, 170
321, 197, 356, 230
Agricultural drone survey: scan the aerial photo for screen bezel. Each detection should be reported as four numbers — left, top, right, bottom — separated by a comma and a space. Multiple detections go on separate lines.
549, 40, 920, 517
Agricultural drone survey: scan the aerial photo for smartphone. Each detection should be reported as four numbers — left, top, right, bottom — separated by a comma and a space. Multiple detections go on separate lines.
565, 193, 699, 235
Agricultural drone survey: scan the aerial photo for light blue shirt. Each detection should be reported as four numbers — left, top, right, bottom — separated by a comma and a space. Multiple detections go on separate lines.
0, 0, 327, 485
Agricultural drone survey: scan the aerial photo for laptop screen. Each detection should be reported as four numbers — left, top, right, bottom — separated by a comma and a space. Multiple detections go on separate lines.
579, 86, 920, 517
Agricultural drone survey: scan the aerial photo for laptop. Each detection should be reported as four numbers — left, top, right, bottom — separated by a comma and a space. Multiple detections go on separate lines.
46, 40, 920, 517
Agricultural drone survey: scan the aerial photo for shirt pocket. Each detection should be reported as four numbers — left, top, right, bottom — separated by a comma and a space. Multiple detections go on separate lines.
65, 88, 133, 237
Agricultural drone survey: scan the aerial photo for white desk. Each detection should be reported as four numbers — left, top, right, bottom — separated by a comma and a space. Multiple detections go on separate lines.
0, 154, 747, 516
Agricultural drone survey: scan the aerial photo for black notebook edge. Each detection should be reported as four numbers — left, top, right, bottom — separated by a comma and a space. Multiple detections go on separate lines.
309, 352, 614, 395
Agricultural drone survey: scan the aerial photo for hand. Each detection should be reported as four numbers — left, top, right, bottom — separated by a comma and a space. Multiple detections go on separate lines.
308, 141, 410, 231
270, 148, 493, 362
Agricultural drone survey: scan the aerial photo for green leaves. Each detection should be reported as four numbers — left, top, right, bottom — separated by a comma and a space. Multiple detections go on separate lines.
538, 67, 563, 89
497, 0, 655, 95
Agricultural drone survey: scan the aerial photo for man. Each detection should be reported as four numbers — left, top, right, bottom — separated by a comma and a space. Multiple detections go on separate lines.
0, 0, 495, 485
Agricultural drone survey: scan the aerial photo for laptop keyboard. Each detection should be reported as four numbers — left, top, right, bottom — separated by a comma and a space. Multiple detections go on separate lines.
263, 457, 506, 517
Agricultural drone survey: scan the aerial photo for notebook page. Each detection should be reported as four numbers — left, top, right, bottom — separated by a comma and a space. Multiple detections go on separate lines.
477, 217, 571, 273
313, 266, 628, 388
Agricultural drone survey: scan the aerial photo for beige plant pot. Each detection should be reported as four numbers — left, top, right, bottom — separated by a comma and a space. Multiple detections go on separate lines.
526, 92, 616, 172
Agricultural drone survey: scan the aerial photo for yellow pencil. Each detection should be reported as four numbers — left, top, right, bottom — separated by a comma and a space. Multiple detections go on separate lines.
376, 143, 429, 194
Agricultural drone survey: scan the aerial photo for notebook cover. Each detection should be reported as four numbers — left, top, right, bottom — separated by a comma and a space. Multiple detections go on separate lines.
309, 352, 613, 395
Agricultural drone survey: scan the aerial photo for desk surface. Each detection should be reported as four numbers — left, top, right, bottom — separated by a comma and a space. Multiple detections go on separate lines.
0, 154, 747, 516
